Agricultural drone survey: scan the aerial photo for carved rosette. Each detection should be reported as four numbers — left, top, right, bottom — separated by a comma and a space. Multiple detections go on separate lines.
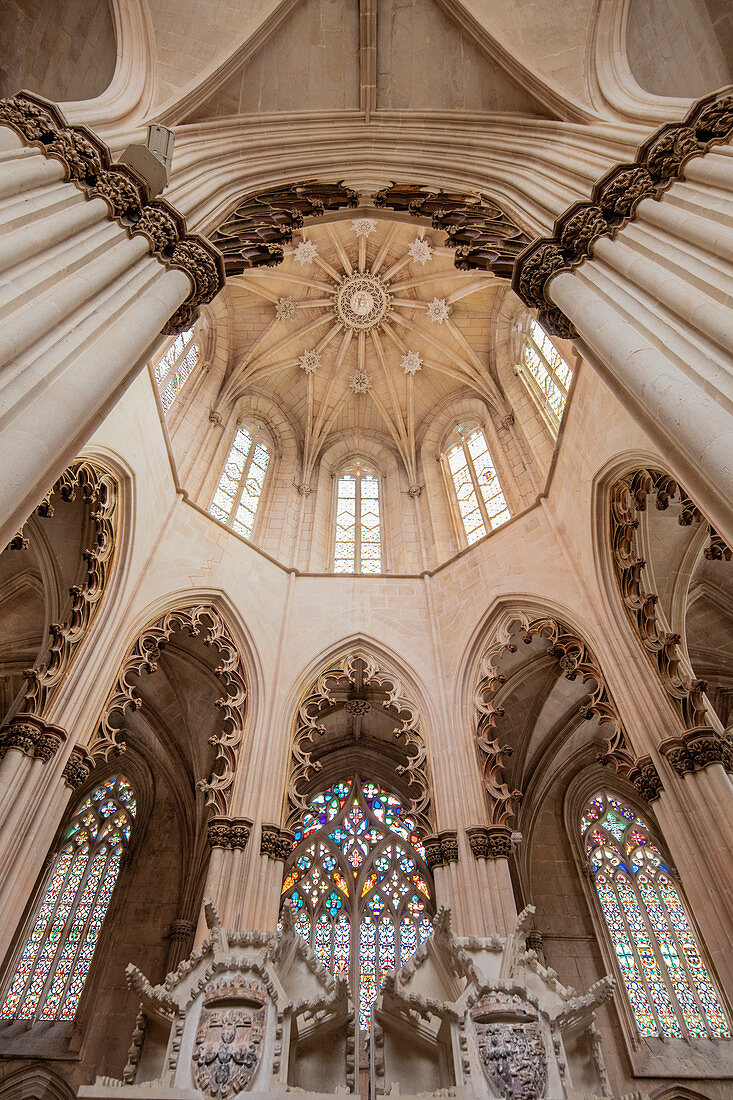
0, 716, 66, 763
260, 824, 295, 860
512, 88, 733, 315
90, 605, 249, 814
0, 92, 224, 336
207, 817, 253, 850
609, 467, 731, 737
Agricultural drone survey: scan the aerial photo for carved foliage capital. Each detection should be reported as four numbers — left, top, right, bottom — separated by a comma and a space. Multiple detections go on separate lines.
62, 745, 94, 790
423, 830, 459, 869
466, 825, 513, 860
0, 716, 66, 763
260, 823, 295, 860
660, 728, 731, 777
207, 817, 253, 850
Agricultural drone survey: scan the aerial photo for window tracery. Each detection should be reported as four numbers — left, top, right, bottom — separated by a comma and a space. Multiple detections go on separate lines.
153, 327, 200, 412
209, 425, 271, 540
518, 317, 572, 432
443, 424, 510, 545
581, 791, 728, 1039
280, 776, 433, 1031
1, 776, 136, 1022
333, 463, 383, 574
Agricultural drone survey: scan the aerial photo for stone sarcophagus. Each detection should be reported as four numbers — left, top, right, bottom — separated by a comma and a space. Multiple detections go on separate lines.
370, 906, 616, 1099
78, 900, 354, 1099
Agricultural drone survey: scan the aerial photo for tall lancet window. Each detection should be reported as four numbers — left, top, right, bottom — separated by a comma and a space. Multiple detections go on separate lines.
209, 426, 271, 540
1, 776, 136, 1021
280, 777, 433, 1031
153, 327, 200, 412
333, 464, 383, 574
581, 792, 729, 1039
444, 424, 510, 545
519, 317, 572, 433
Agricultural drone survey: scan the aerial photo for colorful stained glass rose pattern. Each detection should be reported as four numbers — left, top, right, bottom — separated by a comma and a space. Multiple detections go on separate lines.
153, 327, 201, 412
581, 792, 728, 1039
1, 777, 135, 1022
281, 776, 433, 1032
520, 318, 572, 431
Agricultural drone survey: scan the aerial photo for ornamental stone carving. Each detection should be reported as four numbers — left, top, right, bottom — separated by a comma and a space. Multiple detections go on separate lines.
259, 824, 295, 860
0, 92, 224, 336
333, 272, 391, 332
192, 979, 267, 1098
660, 729, 733, 777
62, 745, 94, 790
423, 830, 459, 869
207, 817, 253, 850
0, 716, 66, 763
474, 1016, 547, 1100
512, 88, 733, 313
467, 826, 514, 860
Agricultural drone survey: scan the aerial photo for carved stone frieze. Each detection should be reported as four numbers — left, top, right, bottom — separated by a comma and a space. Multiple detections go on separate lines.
260, 823, 295, 860
207, 817, 253, 850
374, 184, 531, 279
62, 745, 94, 790
211, 182, 358, 275
90, 605, 248, 814
512, 88, 733, 313
610, 467, 731, 738
0, 92, 224, 336
12, 460, 118, 719
0, 715, 66, 763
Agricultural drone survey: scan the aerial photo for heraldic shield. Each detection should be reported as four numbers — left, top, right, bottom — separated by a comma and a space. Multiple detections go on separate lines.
473, 1009, 547, 1100
192, 977, 267, 1099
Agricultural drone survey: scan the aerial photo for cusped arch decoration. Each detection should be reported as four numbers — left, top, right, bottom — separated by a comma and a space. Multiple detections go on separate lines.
0, 1065, 74, 1100
609, 467, 733, 770
286, 648, 431, 835
84, 604, 248, 814
474, 611, 663, 835
3, 458, 119, 723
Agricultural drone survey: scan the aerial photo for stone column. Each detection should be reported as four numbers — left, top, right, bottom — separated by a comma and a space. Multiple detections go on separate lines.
0, 93, 224, 549
465, 827, 518, 937
194, 817, 253, 944
513, 94, 733, 545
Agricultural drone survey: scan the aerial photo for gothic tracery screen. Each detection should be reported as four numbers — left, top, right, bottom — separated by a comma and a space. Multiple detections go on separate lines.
445, 424, 510, 545
1, 776, 136, 1021
333, 465, 382, 574
209, 426, 271, 539
519, 318, 572, 432
581, 791, 729, 1039
280, 777, 433, 1030
153, 327, 200, 412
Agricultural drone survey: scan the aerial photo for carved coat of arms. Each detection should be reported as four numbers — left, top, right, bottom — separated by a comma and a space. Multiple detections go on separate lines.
475, 1019, 547, 1100
192, 979, 267, 1098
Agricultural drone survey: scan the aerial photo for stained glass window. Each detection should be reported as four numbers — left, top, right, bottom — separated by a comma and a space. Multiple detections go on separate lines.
209, 426, 271, 540
281, 777, 433, 1031
519, 318, 572, 433
333, 464, 383, 574
1, 776, 136, 1022
152, 327, 201, 413
581, 791, 729, 1039
444, 424, 510, 546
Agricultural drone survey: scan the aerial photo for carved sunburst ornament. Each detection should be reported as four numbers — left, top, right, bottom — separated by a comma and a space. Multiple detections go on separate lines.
408, 237, 433, 265
401, 350, 423, 375
294, 240, 318, 265
299, 349, 320, 374
275, 296, 296, 321
334, 272, 392, 333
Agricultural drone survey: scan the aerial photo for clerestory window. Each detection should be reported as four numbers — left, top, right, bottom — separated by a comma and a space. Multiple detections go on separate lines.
209, 425, 271, 540
280, 777, 433, 1031
444, 424, 510, 546
333, 464, 383, 574
153, 327, 200, 412
581, 791, 729, 1039
518, 318, 572, 434
0, 775, 136, 1021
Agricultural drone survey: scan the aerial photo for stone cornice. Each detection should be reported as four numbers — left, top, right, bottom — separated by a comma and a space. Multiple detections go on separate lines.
512, 90, 733, 336
0, 91, 225, 336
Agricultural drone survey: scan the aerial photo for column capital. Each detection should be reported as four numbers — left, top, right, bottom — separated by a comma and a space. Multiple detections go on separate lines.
466, 825, 514, 860
62, 745, 94, 790
627, 755, 664, 803
260, 823, 295, 860
423, 830, 459, 870
0, 715, 66, 763
207, 816, 253, 850
660, 728, 732, 777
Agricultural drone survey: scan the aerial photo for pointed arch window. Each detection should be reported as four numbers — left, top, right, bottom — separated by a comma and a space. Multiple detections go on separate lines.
280, 777, 434, 1031
519, 318, 572, 433
333, 464, 383, 574
153, 327, 200, 412
581, 791, 729, 1039
209, 426, 271, 540
444, 424, 510, 545
1, 775, 136, 1021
